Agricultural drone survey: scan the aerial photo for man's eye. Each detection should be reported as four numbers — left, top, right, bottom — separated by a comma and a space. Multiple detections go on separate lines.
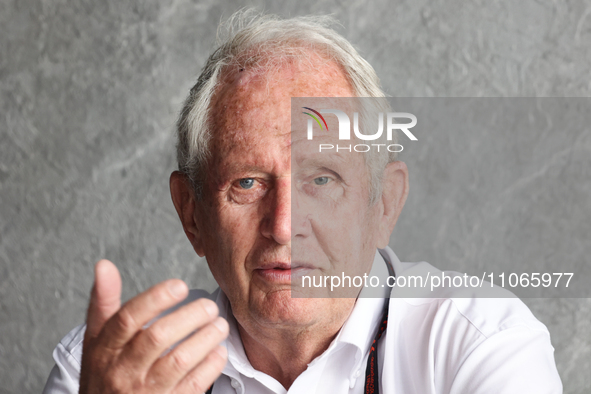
239, 178, 255, 189
313, 177, 331, 185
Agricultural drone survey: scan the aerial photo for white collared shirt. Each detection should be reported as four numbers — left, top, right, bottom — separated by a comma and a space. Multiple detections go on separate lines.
43, 247, 563, 393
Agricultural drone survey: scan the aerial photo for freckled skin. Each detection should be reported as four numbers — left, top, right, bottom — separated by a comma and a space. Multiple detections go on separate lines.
190, 53, 394, 388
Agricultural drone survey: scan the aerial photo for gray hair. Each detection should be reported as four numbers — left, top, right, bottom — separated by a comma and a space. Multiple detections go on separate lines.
176, 9, 396, 201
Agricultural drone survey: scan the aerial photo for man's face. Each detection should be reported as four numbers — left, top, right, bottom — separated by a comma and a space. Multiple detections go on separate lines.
192, 56, 386, 330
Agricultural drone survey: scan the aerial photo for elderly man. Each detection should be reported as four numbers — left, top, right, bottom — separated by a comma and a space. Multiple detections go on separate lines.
43, 12, 562, 394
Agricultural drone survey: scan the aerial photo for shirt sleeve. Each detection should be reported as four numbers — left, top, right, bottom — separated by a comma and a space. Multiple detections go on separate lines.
449, 324, 563, 394
42, 325, 85, 394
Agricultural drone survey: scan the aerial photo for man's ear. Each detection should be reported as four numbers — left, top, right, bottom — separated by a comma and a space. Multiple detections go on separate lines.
169, 171, 206, 257
376, 161, 409, 248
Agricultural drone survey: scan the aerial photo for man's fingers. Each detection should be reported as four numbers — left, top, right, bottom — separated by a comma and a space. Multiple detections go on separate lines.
85, 259, 122, 339
146, 315, 229, 387
121, 298, 222, 370
98, 278, 189, 349
172, 345, 228, 394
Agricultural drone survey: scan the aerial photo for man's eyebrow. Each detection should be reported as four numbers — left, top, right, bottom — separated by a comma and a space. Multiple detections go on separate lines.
217, 160, 292, 179
220, 163, 266, 174
296, 152, 349, 167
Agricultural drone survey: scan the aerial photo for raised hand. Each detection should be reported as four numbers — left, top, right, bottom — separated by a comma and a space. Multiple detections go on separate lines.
79, 260, 228, 393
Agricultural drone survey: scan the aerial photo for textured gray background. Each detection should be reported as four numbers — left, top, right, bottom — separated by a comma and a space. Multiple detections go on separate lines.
1, 0, 590, 393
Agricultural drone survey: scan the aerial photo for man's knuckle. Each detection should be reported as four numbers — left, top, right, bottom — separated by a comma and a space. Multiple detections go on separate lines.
113, 308, 137, 333
170, 348, 193, 372
145, 325, 167, 348
152, 284, 173, 305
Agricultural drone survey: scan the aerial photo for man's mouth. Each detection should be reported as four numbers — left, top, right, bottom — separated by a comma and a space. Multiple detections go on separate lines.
254, 262, 314, 283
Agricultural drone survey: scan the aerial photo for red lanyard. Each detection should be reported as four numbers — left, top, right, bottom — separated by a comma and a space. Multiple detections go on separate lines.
364, 296, 390, 394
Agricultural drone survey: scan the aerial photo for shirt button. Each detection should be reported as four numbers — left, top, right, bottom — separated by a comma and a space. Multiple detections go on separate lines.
355, 370, 362, 377
231, 378, 241, 389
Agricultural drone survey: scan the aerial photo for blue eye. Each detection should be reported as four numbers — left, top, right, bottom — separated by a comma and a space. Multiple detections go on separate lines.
313, 177, 330, 185
239, 178, 255, 189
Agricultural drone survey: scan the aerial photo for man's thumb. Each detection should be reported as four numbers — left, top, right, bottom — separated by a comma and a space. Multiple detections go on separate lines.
85, 259, 122, 339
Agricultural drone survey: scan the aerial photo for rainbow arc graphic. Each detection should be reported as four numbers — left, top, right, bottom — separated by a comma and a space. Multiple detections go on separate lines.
302, 107, 329, 131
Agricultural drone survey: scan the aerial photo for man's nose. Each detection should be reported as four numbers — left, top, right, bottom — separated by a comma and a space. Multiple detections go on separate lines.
260, 177, 291, 245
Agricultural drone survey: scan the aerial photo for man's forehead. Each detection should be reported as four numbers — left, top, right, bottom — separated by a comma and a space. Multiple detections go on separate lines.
215, 126, 291, 152
209, 55, 353, 156
211, 51, 354, 112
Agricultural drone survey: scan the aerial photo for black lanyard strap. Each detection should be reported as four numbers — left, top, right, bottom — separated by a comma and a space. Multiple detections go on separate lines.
364, 296, 390, 394
364, 252, 395, 394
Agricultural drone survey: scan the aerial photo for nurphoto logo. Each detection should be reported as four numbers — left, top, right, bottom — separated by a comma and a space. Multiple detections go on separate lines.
302, 107, 417, 153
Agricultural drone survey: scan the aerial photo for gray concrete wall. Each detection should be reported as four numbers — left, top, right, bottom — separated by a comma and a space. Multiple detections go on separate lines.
1, 0, 589, 392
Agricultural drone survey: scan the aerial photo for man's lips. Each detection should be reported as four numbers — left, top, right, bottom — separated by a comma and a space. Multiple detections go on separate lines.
254, 262, 315, 283
256, 262, 292, 270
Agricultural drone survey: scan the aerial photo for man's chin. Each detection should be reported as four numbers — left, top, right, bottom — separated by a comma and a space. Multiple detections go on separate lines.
248, 290, 342, 328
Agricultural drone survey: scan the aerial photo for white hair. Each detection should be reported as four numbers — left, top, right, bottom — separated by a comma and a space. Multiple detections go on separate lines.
176, 9, 396, 201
